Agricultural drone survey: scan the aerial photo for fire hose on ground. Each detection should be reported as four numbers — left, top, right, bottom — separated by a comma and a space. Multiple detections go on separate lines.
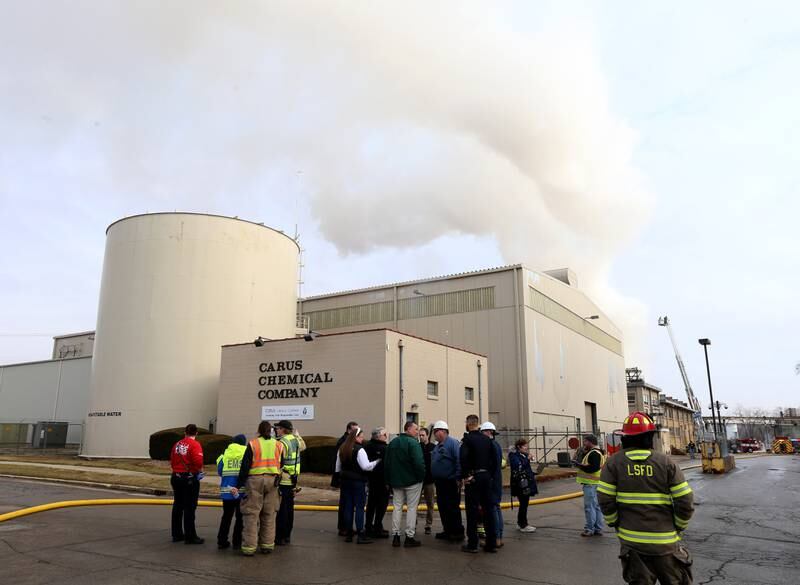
0, 491, 584, 524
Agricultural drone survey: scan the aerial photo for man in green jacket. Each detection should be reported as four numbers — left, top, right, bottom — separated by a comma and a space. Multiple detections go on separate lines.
384, 421, 426, 548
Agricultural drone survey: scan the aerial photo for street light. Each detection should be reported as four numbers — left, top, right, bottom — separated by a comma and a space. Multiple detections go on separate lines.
698, 338, 718, 442
583, 315, 599, 320
254, 336, 270, 347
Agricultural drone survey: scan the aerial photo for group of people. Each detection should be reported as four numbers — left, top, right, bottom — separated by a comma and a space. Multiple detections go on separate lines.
169, 419, 304, 555
170, 410, 696, 584
331, 414, 539, 553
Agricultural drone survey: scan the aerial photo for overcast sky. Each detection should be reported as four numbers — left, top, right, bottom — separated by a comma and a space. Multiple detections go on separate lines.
1, 1, 797, 415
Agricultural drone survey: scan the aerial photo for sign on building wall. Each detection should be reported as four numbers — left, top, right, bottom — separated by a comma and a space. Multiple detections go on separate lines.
261, 405, 315, 420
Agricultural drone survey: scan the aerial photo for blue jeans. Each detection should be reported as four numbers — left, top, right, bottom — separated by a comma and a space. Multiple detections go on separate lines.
342, 479, 367, 534
582, 484, 604, 533
493, 503, 504, 539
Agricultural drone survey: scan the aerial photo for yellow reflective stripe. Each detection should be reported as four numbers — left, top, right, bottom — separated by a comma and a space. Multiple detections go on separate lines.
603, 512, 618, 523
617, 492, 671, 501
671, 485, 693, 499
670, 481, 689, 493
598, 481, 617, 492
674, 515, 690, 529
618, 527, 680, 544
625, 450, 651, 457
617, 499, 673, 506
598, 486, 617, 496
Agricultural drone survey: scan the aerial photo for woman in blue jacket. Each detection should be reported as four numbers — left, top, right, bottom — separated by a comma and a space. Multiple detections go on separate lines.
508, 438, 538, 533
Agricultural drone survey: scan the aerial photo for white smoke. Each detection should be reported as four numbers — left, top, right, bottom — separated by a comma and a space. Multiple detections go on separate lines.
0, 1, 652, 363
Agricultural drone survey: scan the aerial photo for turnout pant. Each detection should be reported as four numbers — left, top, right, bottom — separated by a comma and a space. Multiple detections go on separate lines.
171, 473, 200, 540
391, 482, 423, 538
217, 499, 243, 547
434, 479, 464, 537
620, 546, 693, 585
465, 472, 496, 550
276, 485, 295, 542
365, 480, 389, 532
241, 474, 280, 553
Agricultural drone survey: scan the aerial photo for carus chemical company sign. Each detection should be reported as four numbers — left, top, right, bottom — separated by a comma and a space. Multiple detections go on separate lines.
257, 360, 334, 400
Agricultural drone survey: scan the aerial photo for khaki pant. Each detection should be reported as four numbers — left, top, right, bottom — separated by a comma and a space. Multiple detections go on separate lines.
241, 474, 280, 553
620, 545, 693, 585
419, 483, 435, 528
391, 482, 423, 538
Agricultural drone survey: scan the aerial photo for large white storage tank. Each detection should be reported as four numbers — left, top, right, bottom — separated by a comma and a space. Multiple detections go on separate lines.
83, 213, 299, 457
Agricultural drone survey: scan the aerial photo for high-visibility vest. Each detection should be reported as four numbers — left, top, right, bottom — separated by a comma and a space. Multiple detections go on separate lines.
279, 434, 301, 486
217, 442, 246, 498
249, 437, 282, 475
576, 448, 606, 485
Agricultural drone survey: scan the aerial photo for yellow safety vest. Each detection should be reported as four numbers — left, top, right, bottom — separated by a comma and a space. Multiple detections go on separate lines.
576, 448, 606, 485
279, 434, 301, 486
249, 437, 282, 475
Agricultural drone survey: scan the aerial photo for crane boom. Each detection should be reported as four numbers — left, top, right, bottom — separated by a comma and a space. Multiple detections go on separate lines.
657, 316, 706, 438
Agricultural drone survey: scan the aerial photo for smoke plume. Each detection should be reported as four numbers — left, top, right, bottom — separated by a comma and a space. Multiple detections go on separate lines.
1, 1, 652, 362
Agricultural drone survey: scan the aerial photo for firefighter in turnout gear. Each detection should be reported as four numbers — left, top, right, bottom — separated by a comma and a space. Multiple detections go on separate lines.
275, 420, 305, 545
598, 412, 695, 585
231, 421, 284, 556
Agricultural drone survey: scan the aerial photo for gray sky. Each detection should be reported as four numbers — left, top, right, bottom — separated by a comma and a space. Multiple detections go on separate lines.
1, 1, 797, 415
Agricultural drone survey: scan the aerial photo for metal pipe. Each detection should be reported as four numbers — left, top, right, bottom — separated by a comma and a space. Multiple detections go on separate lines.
398, 339, 404, 433
702, 343, 718, 443
477, 359, 483, 420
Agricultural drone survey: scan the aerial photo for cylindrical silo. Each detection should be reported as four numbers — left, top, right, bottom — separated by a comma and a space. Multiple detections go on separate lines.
83, 213, 299, 457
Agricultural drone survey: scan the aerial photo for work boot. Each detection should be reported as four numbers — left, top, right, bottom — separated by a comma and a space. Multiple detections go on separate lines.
185, 537, 204, 545
357, 532, 374, 544
461, 544, 479, 554
345, 531, 354, 543
217, 541, 230, 550
392, 534, 401, 547
404, 536, 421, 548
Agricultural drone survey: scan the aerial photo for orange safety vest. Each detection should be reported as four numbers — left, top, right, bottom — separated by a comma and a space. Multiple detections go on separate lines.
249, 437, 283, 475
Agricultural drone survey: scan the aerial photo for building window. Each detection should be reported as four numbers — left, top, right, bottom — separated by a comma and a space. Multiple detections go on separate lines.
465, 386, 474, 402
427, 381, 439, 398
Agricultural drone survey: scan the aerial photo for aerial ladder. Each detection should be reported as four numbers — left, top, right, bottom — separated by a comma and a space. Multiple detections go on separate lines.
658, 316, 733, 472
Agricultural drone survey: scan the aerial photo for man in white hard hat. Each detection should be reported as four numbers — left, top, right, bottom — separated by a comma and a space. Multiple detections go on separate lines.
481, 421, 506, 547
430, 420, 464, 542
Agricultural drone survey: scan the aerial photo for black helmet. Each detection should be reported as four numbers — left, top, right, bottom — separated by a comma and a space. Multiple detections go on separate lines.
276, 420, 293, 432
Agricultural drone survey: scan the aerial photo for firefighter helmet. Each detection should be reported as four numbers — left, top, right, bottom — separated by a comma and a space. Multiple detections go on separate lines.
621, 412, 657, 436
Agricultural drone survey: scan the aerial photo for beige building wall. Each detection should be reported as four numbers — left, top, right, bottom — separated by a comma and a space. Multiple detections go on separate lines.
52, 332, 95, 360
217, 329, 487, 439
301, 265, 627, 434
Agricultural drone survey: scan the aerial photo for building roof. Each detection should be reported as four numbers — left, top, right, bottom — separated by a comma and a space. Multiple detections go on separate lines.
53, 330, 95, 339
301, 264, 525, 301
105, 212, 301, 251
660, 395, 694, 411
222, 327, 488, 358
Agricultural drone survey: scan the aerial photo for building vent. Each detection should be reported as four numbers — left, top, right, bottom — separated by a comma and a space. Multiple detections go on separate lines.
529, 287, 622, 355
306, 301, 394, 330
398, 287, 495, 320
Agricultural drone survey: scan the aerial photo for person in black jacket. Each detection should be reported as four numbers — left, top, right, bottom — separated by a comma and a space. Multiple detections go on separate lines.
364, 427, 390, 538
418, 427, 436, 535
336, 427, 379, 543
459, 414, 497, 553
333, 421, 359, 536
508, 438, 538, 532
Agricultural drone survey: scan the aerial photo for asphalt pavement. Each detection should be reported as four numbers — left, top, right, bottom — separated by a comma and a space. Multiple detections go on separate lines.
0, 455, 797, 584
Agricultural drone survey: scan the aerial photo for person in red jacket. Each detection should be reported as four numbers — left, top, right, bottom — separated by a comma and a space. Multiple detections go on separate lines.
170, 424, 205, 544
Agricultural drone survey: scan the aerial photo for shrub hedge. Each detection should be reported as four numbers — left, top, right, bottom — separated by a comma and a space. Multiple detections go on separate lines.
149, 427, 232, 464
300, 435, 338, 474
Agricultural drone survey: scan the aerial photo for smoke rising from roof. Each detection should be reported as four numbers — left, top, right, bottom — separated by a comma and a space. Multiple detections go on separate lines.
1, 1, 651, 361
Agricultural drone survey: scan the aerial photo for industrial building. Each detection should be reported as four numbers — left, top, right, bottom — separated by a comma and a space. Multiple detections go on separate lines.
217, 329, 488, 439
300, 265, 628, 435
626, 368, 696, 452
1, 212, 630, 458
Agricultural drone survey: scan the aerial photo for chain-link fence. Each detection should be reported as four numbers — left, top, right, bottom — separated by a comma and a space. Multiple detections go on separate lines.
494, 428, 607, 465
0, 421, 84, 455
